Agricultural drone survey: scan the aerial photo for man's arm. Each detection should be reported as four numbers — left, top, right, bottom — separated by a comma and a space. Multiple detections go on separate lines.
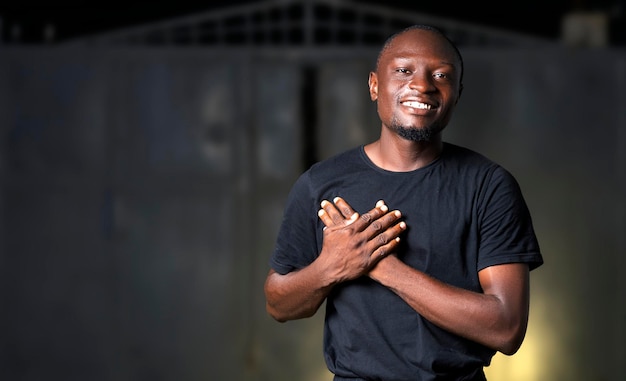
264, 198, 406, 322
370, 258, 529, 355
323, 197, 531, 355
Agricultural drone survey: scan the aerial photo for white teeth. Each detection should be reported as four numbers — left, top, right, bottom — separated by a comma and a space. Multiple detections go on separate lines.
402, 101, 431, 110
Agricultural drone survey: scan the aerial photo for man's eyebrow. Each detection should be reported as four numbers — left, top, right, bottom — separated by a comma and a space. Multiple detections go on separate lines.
391, 56, 412, 62
392, 56, 456, 65
438, 60, 457, 67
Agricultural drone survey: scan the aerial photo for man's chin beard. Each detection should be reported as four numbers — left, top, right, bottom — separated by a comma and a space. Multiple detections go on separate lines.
392, 124, 440, 142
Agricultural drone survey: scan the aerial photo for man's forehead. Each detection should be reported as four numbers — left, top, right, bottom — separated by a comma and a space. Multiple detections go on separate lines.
382, 31, 459, 63
391, 55, 457, 67
390, 29, 449, 50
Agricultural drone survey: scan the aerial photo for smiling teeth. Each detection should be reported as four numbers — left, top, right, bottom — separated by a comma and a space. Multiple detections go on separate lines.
402, 101, 431, 110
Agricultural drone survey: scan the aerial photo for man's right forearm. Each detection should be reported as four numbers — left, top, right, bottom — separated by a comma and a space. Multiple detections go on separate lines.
264, 263, 336, 322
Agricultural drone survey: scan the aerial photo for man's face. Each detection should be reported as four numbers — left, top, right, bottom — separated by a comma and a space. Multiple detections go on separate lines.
368, 29, 463, 142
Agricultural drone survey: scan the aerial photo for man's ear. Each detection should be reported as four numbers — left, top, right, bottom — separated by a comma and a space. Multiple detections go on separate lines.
368, 72, 378, 101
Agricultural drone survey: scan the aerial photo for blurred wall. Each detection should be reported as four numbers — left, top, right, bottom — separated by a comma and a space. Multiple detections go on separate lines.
0, 45, 624, 381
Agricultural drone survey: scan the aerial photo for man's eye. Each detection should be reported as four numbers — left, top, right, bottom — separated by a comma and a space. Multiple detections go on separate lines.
396, 68, 411, 74
433, 73, 447, 79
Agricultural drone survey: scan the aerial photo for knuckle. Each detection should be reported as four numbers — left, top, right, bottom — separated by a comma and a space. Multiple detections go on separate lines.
384, 213, 398, 224
371, 221, 382, 231
360, 213, 372, 222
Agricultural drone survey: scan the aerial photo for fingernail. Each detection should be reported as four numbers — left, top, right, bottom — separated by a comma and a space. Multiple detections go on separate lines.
321, 200, 328, 207
376, 200, 385, 207
318, 209, 325, 216
333, 196, 341, 203
400, 221, 406, 229
380, 204, 388, 212
394, 210, 401, 217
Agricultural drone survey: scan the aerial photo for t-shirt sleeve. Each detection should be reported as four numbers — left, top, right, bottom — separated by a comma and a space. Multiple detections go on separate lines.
269, 171, 321, 275
477, 167, 543, 271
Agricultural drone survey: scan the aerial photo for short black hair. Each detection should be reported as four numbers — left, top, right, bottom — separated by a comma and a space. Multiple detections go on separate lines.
375, 24, 464, 88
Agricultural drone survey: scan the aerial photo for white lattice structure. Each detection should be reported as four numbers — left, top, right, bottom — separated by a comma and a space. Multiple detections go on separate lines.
64, 0, 556, 48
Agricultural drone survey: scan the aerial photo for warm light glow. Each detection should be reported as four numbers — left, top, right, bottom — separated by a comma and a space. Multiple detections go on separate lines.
485, 285, 558, 380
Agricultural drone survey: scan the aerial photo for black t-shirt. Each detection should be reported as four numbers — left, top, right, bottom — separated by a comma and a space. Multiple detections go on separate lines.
270, 142, 543, 381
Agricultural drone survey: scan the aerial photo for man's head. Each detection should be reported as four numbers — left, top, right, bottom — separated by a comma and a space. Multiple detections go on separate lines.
368, 25, 464, 142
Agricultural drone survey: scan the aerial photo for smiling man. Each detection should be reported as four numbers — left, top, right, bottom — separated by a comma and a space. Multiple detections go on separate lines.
264, 25, 543, 381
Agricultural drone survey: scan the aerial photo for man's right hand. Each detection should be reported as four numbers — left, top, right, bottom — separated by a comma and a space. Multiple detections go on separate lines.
316, 197, 406, 283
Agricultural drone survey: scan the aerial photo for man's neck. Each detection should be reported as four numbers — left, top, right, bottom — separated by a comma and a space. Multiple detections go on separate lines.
364, 131, 443, 172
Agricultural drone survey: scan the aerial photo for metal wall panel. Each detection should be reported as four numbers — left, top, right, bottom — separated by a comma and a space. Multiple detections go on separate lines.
1, 46, 625, 381
0, 49, 304, 381
0, 50, 114, 380
317, 60, 379, 160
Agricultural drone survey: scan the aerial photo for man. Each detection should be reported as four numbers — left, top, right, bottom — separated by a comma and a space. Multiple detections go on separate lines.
264, 24, 543, 380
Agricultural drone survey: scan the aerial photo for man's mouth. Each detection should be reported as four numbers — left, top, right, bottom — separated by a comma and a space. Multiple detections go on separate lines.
401, 101, 432, 110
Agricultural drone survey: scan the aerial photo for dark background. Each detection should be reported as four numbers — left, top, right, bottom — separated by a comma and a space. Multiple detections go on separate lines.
1, 1, 625, 380
1, 0, 625, 44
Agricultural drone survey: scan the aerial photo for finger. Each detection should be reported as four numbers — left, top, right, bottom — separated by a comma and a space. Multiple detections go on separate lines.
355, 204, 399, 234
351, 201, 389, 231
332, 197, 357, 220
369, 218, 407, 260
367, 219, 406, 256
331, 197, 359, 227
321, 199, 358, 227
370, 237, 401, 260
366, 210, 404, 238
318, 207, 334, 228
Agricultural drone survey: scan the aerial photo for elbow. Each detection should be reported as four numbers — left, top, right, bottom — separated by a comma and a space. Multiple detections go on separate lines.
263, 268, 320, 322
265, 300, 316, 323
264, 273, 287, 322
499, 339, 523, 356
495, 322, 528, 356
265, 302, 288, 323
264, 282, 292, 322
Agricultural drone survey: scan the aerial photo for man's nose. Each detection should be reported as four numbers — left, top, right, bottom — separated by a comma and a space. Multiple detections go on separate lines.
409, 73, 434, 92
